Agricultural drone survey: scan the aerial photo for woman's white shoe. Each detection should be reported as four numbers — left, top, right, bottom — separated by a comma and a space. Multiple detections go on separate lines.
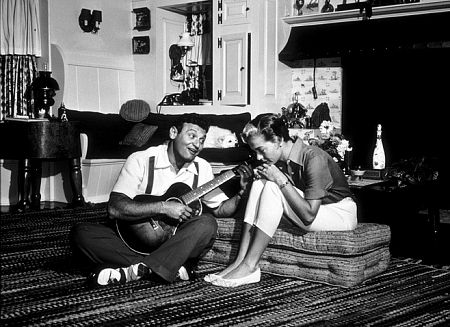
211, 268, 261, 288
204, 273, 222, 283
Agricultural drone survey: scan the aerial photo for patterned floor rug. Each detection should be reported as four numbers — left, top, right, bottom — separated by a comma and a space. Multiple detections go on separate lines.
1, 204, 450, 326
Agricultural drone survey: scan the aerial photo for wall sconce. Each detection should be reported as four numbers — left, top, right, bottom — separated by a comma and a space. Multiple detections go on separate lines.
78, 8, 102, 34
91, 10, 102, 33
177, 32, 194, 56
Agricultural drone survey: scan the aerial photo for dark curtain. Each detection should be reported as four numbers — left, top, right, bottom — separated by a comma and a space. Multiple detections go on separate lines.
0, 54, 37, 119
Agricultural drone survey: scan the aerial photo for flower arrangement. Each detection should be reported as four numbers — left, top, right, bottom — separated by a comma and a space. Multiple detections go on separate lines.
307, 121, 352, 171
281, 95, 308, 128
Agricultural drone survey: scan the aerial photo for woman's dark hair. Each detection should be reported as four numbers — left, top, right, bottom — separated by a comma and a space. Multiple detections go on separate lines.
173, 113, 210, 133
241, 113, 292, 143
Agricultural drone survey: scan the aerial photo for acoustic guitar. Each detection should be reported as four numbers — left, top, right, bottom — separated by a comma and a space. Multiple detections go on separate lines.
116, 163, 256, 255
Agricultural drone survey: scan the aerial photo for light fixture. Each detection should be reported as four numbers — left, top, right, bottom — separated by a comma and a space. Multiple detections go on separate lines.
177, 32, 194, 56
79, 9, 92, 32
78, 8, 102, 34
31, 66, 60, 118
91, 10, 102, 33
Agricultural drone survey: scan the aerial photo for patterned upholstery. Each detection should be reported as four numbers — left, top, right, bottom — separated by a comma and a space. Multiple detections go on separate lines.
202, 219, 391, 287
120, 99, 151, 122
119, 123, 158, 147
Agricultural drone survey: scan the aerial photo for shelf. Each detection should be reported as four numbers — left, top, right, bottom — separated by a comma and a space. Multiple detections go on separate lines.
281, 1, 450, 27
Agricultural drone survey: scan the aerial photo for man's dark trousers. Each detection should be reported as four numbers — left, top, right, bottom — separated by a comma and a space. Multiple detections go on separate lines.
71, 214, 218, 282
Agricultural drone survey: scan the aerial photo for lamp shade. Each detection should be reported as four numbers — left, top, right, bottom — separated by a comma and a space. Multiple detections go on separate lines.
33, 71, 60, 90
177, 32, 194, 48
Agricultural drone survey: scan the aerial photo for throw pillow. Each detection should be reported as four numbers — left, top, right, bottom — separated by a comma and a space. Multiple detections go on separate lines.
120, 123, 158, 147
120, 99, 151, 122
204, 126, 238, 149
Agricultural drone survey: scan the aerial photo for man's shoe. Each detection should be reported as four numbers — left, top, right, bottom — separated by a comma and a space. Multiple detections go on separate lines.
90, 267, 126, 286
90, 263, 151, 287
177, 266, 190, 281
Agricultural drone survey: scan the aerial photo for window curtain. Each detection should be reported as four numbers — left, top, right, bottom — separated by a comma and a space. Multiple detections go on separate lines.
1, 0, 40, 119
1, 0, 41, 56
185, 13, 211, 97
1, 55, 37, 118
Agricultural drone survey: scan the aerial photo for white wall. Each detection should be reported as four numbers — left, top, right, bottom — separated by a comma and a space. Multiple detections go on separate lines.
49, 0, 136, 114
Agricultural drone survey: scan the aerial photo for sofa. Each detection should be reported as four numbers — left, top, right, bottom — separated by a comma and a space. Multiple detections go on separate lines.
61, 108, 252, 202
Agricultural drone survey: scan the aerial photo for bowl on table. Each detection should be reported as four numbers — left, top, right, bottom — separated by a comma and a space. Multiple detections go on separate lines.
350, 169, 366, 181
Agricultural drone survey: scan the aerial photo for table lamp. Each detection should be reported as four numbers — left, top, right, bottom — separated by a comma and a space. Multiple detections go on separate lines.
32, 67, 60, 118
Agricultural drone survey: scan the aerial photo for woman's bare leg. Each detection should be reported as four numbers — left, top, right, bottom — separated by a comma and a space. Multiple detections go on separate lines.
213, 180, 266, 277
215, 222, 253, 277
220, 226, 271, 280
217, 181, 284, 281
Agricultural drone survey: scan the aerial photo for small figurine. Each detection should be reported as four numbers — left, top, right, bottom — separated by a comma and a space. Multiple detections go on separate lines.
295, 0, 304, 15
321, 0, 334, 13
59, 102, 68, 122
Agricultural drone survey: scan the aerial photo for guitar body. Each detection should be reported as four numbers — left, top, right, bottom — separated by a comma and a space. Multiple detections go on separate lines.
115, 160, 260, 255
116, 182, 202, 255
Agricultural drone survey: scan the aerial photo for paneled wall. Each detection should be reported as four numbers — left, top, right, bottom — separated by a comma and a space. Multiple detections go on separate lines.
49, 0, 136, 114
57, 46, 136, 114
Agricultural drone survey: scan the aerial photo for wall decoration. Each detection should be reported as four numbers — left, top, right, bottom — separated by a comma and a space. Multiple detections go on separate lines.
132, 36, 150, 54
291, 57, 342, 128
133, 7, 150, 31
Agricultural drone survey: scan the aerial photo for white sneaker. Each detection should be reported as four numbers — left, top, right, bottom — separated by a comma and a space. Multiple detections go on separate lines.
178, 266, 190, 281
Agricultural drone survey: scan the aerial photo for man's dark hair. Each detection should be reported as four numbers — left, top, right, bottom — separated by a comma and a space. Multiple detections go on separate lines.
173, 113, 210, 134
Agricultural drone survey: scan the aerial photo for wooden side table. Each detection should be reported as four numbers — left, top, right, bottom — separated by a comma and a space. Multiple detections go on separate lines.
0, 120, 85, 210
350, 179, 441, 262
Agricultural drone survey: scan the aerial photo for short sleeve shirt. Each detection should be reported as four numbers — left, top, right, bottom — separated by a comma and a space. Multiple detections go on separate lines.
112, 144, 229, 209
286, 139, 353, 205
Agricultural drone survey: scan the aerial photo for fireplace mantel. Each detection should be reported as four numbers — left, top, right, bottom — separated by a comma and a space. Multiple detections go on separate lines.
279, 1, 450, 63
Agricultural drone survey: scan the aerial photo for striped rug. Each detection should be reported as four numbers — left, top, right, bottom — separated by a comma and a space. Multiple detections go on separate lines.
1, 204, 450, 326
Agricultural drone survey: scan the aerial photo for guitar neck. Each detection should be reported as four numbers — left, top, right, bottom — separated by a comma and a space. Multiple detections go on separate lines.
181, 170, 236, 205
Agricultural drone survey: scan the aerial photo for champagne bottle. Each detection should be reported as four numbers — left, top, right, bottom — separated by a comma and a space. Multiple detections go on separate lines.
372, 124, 386, 170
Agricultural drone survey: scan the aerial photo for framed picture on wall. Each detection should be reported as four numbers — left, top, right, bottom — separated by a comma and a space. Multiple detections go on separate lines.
132, 36, 150, 54
133, 7, 150, 31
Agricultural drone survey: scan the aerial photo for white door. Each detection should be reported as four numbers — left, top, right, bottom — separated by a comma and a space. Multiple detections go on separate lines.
219, 32, 248, 105
155, 9, 186, 96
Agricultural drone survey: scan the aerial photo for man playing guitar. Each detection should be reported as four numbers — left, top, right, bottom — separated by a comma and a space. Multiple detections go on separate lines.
71, 113, 253, 286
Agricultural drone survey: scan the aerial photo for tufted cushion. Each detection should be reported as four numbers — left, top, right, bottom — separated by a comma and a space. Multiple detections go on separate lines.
202, 219, 391, 287
119, 124, 158, 147
120, 99, 151, 122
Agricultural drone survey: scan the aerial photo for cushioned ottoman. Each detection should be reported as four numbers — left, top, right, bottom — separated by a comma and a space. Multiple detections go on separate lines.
201, 219, 391, 287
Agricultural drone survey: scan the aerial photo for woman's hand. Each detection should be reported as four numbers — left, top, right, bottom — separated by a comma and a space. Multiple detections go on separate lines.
256, 163, 286, 185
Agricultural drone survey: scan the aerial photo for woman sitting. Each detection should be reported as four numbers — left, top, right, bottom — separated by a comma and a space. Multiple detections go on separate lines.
205, 114, 357, 287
